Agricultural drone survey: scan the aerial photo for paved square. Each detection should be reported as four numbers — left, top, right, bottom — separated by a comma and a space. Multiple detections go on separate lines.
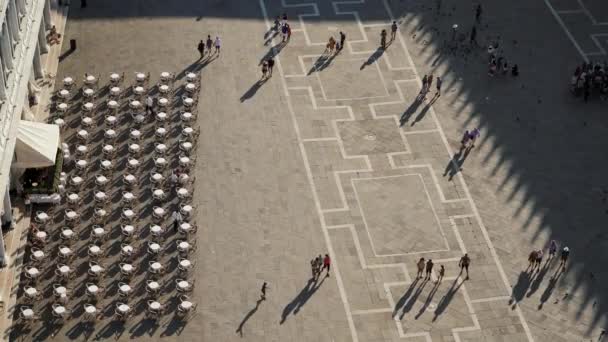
353, 175, 447, 255
313, 57, 388, 100
337, 119, 407, 155
8, 0, 608, 340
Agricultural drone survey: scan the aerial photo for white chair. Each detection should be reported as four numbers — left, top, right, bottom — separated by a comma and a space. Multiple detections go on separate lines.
77, 129, 89, 142
110, 86, 121, 97
180, 111, 194, 123
135, 72, 149, 83
85, 283, 103, 299
63, 76, 74, 88
127, 158, 140, 171
179, 140, 193, 154
130, 129, 142, 141
148, 261, 164, 275
186, 72, 197, 82
155, 127, 167, 138
179, 155, 192, 168
35, 211, 49, 224
83, 304, 100, 321
128, 143, 141, 156
152, 188, 165, 201
24, 285, 40, 302
157, 97, 169, 108
105, 115, 118, 127
56, 102, 69, 113
185, 82, 198, 94
152, 206, 166, 220
104, 129, 117, 140
82, 87, 95, 99
93, 207, 108, 223
177, 240, 194, 254
118, 282, 132, 298
76, 144, 88, 157
115, 303, 132, 320
58, 246, 73, 261
58, 88, 70, 99
94, 191, 108, 205
132, 112, 146, 124
178, 257, 194, 273
155, 111, 168, 122
91, 225, 107, 241
55, 264, 73, 280
95, 174, 109, 187
107, 99, 120, 111
182, 96, 195, 109
102, 144, 115, 158
109, 72, 124, 84
60, 229, 76, 243
160, 71, 174, 83
54, 117, 66, 129
121, 191, 135, 205
121, 225, 135, 239
176, 279, 193, 294
154, 157, 168, 169
146, 280, 161, 296
134, 86, 146, 96
147, 241, 162, 255
150, 224, 165, 240
154, 143, 167, 155
158, 84, 171, 95
88, 262, 105, 278
82, 102, 95, 113
129, 99, 142, 110
177, 296, 197, 317
123, 174, 137, 187
122, 208, 136, 223
30, 247, 45, 263
83, 74, 98, 86
88, 244, 104, 258
65, 209, 79, 223
100, 159, 114, 173
177, 187, 190, 200
120, 243, 135, 259
150, 172, 165, 186
52, 303, 70, 320
180, 203, 193, 216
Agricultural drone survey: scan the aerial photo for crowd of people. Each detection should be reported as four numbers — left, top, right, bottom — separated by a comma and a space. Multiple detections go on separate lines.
570, 61, 608, 102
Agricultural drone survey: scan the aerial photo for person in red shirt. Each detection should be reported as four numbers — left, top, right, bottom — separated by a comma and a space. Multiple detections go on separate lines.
323, 254, 331, 277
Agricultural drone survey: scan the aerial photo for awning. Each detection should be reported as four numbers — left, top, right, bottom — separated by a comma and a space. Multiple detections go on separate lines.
13, 120, 60, 168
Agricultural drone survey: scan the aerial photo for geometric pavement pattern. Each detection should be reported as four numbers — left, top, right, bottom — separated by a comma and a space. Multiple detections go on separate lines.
260, 0, 536, 340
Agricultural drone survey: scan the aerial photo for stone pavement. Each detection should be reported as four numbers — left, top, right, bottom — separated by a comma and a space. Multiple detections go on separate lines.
11, 0, 608, 340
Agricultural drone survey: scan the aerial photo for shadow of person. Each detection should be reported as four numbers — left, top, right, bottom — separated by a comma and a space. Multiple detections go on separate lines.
176, 55, 217, 80
240, 78, 268, 102
509, 271, 533, 309
527, 261, 552, 298
259, 42, 285, 66
264, 31, 279, 46
400, 97, 423, 126
360, 48, 385, 70
415, 281, 441, 320
400, 279, 428, 320
308, 53, 333, 75
538, 267, 564, 310
392, 279, 419, 318
315, 53, 337, 73
443, 147, 471, 181
280, 276, 326, 324
411, 96, 438, 126
432, 277, 464, 322
236, 299, 263, 337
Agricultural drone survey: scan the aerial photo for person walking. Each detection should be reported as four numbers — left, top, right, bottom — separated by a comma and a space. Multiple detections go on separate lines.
459, 253, 470, 279
436, 77, 442, 96
197, 40, 205, 59
206, 35, 213, 53
416, 258, 425, 279
326, 37, 336, 54
310, 258, 317, 278
535, 249, 544, 270
214, 36, 221, 55
460, 130, 470, 151
560, 246, 570, 269
145, 95, 154, 115
268, 57, 275, 76
380, 29, 387, 49
339, 31, 346, 51
437, 265, 445, 283
527, 250, 538, 269
261, 61, 269, 79
172, 210, 183, 232
427, 74, 434, 94
391, 21, 398, 41
470, 26, 477, 46
323, 254, 331, 277
468, 128, 480, 149
548, 240, 558, 259
421, 75, 428, 94
281, 23, 288, 42
425, 259, 434, 280
287, 23, 292, 41
260, 282, 268, 300
475, 4, 482, 23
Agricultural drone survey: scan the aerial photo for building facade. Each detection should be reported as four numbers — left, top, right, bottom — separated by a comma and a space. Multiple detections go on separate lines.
0, 0, 52, 266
